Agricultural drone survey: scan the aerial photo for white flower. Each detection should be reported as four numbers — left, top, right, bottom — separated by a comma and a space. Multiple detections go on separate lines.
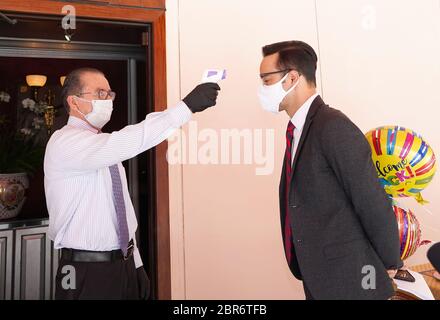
32, 117, 44, 129
20, 128, 33, 136
0, 91, 10, 103
22, 98, 36, 110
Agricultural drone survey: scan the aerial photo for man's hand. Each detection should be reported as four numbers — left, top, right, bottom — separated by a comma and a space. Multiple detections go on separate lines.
136, 266, 150, 300
183, 83, 221, 113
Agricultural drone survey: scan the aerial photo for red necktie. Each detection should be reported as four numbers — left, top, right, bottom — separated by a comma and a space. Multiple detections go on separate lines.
285, 121, 295, 264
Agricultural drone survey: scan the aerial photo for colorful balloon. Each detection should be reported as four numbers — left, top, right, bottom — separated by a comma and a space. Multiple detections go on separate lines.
393, 205, 430, 260
365, 126, 436, 203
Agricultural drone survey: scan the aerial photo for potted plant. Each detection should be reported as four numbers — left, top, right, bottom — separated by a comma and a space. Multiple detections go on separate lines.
0, 93, 46, 220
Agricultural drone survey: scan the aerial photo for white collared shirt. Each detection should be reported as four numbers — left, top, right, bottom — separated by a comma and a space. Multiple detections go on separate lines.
290, 93, 319, 164
44, 101, 192, 268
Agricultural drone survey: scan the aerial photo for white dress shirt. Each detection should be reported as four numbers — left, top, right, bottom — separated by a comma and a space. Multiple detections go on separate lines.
44, 101, 192, 268
290, 93, 319, 164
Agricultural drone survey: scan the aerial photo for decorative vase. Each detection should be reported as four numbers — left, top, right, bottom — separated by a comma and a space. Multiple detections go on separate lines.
0, 173, 29, 220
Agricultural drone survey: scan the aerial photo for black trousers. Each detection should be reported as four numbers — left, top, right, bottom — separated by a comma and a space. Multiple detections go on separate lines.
55, 255, 140, 300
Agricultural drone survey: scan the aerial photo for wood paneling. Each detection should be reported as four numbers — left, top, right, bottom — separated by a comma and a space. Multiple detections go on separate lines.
14, 227, 52, 300
0, 230, 13, 300
69, 0, 165, 9
0, 0, 163, 23
113, 0, 165, 8
0, 0, 171, 299
152, 12, 171, 300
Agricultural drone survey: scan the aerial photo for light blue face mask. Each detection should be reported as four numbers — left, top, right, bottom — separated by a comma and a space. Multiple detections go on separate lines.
75, 97, 113, 129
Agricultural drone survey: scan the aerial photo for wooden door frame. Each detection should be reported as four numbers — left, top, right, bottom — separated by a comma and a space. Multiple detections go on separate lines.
0, 0, 171, 299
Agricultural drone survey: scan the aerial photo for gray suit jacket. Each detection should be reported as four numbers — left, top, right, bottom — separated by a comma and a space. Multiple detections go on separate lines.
279, 95, 403, 300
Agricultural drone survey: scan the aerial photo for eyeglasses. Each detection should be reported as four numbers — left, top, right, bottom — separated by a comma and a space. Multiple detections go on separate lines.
259, 69, 292, 79
77, 89, 116, 101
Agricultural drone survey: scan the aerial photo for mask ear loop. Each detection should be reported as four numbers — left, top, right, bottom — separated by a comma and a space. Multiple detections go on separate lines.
282, 67, 301, 83
73, 96, 90, 118
283, 71, 301, 95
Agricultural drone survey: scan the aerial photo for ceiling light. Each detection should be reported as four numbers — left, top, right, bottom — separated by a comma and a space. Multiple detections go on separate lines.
26, 75, 47, 87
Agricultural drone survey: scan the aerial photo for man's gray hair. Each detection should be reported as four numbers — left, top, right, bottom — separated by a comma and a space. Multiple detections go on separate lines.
61, 67, 105, 112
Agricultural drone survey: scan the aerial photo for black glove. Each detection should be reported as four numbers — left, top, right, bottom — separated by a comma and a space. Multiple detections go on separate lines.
183, 83, 221, 113
136, 266, 150, 300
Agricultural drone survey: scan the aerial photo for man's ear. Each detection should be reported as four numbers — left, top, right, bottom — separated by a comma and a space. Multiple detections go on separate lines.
67, 95, 78, 112
288, 70, 300, 84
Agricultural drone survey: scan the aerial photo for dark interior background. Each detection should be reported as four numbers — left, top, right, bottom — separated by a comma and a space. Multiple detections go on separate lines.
0, 14, 146, 44
0, 57, 129, 220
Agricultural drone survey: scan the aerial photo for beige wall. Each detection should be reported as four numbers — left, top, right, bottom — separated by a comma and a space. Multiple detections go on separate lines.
166, 0, 440, 299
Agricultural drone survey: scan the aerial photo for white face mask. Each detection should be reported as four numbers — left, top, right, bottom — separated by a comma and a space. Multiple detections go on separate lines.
258, 73, 299, 114
75, 97, 113, 129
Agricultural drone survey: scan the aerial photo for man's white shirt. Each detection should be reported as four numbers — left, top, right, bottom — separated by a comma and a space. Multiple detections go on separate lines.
290, 93, 319, 163
44, 102, 192, 268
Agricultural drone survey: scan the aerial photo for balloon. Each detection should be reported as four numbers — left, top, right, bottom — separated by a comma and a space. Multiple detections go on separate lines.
365, 126, 436, 203
393, 205, 430, 260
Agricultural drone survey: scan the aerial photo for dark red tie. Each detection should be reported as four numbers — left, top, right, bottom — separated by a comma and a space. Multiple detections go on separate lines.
285, 121, 295, 264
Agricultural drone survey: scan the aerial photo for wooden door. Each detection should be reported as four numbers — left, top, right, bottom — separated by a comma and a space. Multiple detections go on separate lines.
0, 0, 171, 299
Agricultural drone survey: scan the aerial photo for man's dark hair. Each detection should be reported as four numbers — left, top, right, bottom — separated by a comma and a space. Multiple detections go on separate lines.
262, 40, 318, 86
61, 67, 105, 111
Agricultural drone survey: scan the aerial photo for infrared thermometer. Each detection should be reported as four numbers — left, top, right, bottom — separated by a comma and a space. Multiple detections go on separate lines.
201, 69, 226, 83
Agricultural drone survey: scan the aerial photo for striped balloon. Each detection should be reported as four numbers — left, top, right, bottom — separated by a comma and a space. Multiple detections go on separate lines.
365, 126, 436, 203
393, 205, 429, 260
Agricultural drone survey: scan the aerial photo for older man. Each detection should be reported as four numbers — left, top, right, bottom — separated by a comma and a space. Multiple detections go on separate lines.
44, 67, 220, 299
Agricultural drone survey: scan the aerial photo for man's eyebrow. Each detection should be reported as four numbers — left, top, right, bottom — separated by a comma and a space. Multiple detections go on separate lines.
259, 70, 282, 78
259, 73, 271, 79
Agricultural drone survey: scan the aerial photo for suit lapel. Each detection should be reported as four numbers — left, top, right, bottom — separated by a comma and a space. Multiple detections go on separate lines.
291, 95, 326, 175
